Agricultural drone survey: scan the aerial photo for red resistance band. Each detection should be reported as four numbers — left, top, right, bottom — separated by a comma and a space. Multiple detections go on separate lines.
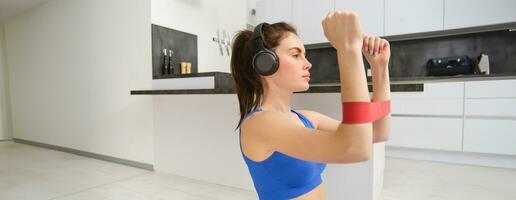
342, 100, 391, 124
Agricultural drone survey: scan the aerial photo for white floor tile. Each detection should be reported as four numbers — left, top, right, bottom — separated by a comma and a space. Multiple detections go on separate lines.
2, 141, 515, 200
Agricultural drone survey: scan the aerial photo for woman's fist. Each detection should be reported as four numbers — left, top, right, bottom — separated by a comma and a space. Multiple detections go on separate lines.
322, 11, 363, 51
362, 35, 390, 69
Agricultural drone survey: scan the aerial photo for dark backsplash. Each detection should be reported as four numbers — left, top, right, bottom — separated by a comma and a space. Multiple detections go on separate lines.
306, 28, 516, 83
152, 24, 198, 79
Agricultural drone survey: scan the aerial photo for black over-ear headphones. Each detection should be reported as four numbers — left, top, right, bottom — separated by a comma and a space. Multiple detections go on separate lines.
252, 23, 279, 76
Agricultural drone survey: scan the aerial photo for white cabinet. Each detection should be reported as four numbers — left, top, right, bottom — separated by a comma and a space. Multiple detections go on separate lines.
388, 82, 464, 151
444, 0, 516, 29
385, 0, 444, 35
465, 79, 516, 98
391, 82, 464, 100
335, 0, 384, 36
463, 80, 516, 155
463, 119, 516, 155
388, 117, 463, 151
392, 99, 463, 116
465, 99, 516, 117
391, 82, 464, 116
256, 0, 293, 24
292, 0, 334, 44
257, 0, 385, 44
257, 0, 516, 39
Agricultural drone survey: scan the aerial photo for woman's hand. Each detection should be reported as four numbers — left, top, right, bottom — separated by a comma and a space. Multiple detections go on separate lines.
322, 11, 363, 52
362, 36, 390, 70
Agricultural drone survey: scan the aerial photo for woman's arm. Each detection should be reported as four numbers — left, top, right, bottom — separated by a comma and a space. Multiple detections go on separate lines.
362, 36, 391, 142
241, 12, 378, 164
297, 36, 391, 143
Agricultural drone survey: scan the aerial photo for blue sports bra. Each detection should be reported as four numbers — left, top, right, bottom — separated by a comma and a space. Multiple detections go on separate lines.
239, 108, 327, 199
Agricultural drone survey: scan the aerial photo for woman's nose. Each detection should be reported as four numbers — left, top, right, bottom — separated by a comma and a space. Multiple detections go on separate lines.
304, 59, 312, 70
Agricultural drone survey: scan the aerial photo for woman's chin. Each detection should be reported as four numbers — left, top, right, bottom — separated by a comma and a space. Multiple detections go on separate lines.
294, 84, 310, 92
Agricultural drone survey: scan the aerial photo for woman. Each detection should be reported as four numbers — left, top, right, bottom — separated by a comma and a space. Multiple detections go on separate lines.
231, 11, 391, 200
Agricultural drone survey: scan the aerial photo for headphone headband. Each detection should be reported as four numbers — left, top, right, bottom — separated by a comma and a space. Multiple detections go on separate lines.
252, 23, 268, 50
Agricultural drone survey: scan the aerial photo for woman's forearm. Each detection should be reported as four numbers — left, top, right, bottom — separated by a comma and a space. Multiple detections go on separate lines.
372, 66, 391, 142
338, 49, 370, 102
336, 49, 374, 158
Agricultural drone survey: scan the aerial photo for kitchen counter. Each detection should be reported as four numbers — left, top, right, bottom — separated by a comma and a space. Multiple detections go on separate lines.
131, 71, 423, 95
374, 73, 516, 84
130, 72, 516, 95
130, 84, 424, 95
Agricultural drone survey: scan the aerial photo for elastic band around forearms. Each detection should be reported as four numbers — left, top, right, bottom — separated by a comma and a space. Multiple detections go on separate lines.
341, 100, 391, 124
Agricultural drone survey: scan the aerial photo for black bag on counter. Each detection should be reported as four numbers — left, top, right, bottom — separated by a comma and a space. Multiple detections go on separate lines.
427, 56, 476, 76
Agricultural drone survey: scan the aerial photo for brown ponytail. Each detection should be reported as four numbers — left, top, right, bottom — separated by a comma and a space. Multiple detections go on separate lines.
231, 22, 297, 130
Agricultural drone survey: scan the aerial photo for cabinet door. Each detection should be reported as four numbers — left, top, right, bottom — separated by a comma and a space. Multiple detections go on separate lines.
465, 80, 516, 98
444, 0, 516, 29
463, 118, 516, 155
335, 0, 384, 36
465, 99, 516, 117
387, 116, 463, 151
256, 0, 293, 24
392, 99, 463, 116
391, 82, 464, 116
385, 0, 444, 35
292, 0, 334, 44
391, 82, 464, 100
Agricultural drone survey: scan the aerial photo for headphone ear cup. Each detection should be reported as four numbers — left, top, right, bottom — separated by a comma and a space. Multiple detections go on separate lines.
253, 49, 279, 76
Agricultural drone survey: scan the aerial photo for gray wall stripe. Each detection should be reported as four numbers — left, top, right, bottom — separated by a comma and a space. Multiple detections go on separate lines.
12, 138, 154, 171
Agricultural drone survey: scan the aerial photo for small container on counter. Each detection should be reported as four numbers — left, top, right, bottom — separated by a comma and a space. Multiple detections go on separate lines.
180, 62, 187, 74
186, 62, 191, 74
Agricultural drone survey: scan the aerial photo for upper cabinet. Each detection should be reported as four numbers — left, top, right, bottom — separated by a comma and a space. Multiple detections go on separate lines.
385, 0, 444, 36
444, 0, 516, 29
256, 0, 292, 24
256, 0, 516, 41
335, 0, 384, 37
292, 0, 334, 44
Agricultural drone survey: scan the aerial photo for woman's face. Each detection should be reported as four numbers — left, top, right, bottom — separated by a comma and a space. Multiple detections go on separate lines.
265, 32, 312, 92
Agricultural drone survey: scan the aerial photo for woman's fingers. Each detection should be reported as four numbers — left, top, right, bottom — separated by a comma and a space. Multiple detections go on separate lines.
374, 37, 381, 55
382, 39, 390, 50
368, 36, 375, 55
363, 36, 389, 56
363, 36, 369, 52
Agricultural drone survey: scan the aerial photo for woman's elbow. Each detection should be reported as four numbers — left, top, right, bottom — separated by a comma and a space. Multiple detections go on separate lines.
336, 150, 371, 163
356, 150, 372, 162
360, 144, 373, 161
350, 144, 372, 163
373, 134, 390, 143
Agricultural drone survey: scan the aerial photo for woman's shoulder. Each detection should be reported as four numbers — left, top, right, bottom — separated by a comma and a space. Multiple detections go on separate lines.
242, 109, 286, 128
241, 109, 298, 134
296, 110, 341, 132
294, 110, 320, 129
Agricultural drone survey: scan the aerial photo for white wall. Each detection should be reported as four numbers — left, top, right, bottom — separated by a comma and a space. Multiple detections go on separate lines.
246, 0, 259, 26
0, 23, 11, 140
153, 95, 253, 190
151, 0, 246, 73
5, 0, 154, 164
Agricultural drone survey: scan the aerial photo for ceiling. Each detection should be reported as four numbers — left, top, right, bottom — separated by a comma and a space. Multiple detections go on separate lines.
0, 0, 51, 23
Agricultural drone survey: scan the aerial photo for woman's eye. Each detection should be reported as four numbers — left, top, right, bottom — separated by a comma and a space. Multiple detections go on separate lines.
292, 54, 300, 58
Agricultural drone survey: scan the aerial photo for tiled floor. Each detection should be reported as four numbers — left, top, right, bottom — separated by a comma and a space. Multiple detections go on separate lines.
1, 141, 515, 200
0, 141, 256, 200
381, 157, 516, 200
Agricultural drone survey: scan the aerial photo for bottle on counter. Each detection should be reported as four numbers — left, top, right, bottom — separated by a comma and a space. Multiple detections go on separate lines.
168, 49, 174, 74
162, 49, 168, 75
